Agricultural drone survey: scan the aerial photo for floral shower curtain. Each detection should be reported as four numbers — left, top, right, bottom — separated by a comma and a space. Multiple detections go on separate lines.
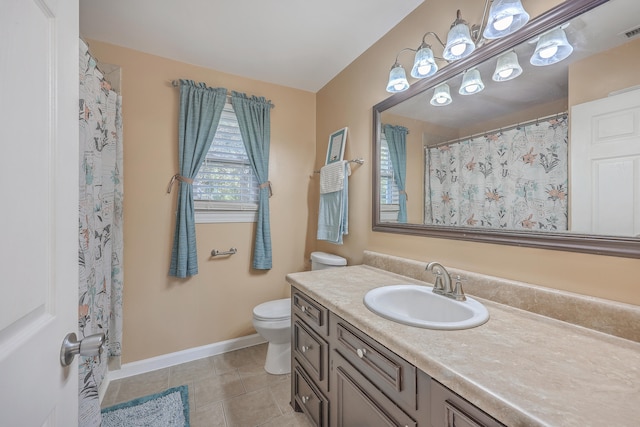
425, 116, 568, 231
78, 39, 124, 425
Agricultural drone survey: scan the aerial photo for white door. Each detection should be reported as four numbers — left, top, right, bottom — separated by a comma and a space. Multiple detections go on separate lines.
570, 88, 640, 236
0, 0, 79, 426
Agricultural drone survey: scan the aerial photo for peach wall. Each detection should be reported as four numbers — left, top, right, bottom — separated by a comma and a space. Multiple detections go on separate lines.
569, 37, 640, 107
86, 40, 316, 363
315, 0, 640, 306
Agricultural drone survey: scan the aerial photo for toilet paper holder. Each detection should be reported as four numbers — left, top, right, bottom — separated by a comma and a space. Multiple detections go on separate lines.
211, 247, 237, 257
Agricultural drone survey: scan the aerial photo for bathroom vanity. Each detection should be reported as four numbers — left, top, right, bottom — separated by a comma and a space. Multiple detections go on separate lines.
291, 288, 502, 426
287, 252, 640, 426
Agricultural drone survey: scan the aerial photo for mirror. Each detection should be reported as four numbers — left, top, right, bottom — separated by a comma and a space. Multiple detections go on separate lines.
373, 0, 640, 258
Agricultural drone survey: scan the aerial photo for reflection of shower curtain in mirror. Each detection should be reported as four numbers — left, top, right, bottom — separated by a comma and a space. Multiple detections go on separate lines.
425, 116, 568, 231
78, 39, 124, 426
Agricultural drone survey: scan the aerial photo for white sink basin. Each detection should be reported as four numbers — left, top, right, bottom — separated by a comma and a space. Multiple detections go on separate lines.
363, 284, 489, 330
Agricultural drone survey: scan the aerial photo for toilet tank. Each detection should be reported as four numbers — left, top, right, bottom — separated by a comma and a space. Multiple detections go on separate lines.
311, 251, 347, 270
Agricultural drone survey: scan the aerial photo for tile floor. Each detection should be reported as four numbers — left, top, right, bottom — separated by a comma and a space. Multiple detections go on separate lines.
101, 343, 313, 427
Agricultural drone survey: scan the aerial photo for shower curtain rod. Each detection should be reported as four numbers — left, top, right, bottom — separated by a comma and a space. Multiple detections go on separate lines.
170, 80, 275, 108
426, 111, 568, 149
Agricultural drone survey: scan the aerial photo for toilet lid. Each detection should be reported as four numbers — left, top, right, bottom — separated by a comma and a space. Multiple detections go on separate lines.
253, 298, 291, 321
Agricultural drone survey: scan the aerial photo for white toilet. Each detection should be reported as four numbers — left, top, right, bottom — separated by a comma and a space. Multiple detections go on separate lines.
252, 251, 347, 374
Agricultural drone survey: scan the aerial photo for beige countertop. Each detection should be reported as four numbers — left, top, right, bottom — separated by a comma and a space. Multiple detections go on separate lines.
286, 264, 640, 427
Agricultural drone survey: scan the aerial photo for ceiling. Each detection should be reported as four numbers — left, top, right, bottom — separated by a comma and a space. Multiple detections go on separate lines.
79, 0, 424, 93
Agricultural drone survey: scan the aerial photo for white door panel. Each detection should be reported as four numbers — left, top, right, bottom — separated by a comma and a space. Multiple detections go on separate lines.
0, 0, 79, 425
571, 88, 640, 236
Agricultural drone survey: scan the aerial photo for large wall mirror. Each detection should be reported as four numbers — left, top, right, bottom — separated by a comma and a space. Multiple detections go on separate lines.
373, 0, 640, 258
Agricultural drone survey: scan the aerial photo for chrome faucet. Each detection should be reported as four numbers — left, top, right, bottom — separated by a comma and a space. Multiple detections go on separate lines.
426, 262, 466, 301
426, 262, 451, 295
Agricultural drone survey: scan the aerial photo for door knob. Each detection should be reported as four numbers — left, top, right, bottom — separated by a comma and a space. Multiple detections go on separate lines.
60, 332, 105, 367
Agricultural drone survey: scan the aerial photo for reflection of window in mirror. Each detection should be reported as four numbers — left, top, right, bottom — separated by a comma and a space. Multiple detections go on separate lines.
379, 134, 400, 222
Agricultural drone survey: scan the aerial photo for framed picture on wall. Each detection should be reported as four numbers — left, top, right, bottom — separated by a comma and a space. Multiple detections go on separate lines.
325, 127, 348, 165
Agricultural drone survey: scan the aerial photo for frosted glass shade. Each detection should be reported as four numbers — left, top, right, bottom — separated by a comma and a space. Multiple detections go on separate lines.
530, 27, 573, 66
483, 0, 530, 39
492, 51, 523, 81
411, 45, 438, 79
430, 83, 452, 106
443, 23, 475, 61
386, 64, 410, 93
459, 69, 485, 95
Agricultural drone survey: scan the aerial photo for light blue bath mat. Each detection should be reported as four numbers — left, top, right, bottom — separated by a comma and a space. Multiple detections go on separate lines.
101, 385, 190, 427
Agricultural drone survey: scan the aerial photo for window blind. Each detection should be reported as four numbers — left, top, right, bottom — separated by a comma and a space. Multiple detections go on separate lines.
193, 104, 259, 211
380, 134, 399, 205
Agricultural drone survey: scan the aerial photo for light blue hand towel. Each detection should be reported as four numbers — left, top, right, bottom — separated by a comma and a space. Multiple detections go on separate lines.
317, 161, 350, 244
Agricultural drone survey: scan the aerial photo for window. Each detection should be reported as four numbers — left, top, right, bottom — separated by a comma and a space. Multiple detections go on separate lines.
193, 102, 258, 223
379, 134, 400, 222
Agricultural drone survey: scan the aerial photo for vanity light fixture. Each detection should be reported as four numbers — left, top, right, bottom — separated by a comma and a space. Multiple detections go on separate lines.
430, 83, 453, 106
386, 61, 410, 93
411, 33, 442, 78
384, 0, 532, 92
411, 43, 438, 78
443, 10, 477, 61
459, 69, 485, 95
483, 0, 530, 39
387, 47, 418, 93
530, 26, 574, 66
492, 50, 523, 81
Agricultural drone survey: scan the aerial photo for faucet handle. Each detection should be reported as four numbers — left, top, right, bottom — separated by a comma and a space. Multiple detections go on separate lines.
431, 269, 445, 294
452, 275, 466, 301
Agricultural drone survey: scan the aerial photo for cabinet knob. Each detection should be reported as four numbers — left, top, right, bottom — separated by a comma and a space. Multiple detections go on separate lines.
301, 395, 310, 404
300, 305, 307, 313
301, 345, 312, 353
356, 348, 367, 358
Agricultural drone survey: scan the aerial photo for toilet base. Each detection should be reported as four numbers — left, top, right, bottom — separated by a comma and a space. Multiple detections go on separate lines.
264, 341, 291, 375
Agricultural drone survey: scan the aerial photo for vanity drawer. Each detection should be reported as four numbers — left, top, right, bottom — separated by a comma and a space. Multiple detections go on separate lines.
293, 366, 329, 427
293, 315, 329, 391
292, 290, 328, 335
330, 313, 417, 413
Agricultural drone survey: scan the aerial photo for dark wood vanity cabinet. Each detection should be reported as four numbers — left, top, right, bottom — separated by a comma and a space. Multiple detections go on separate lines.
292, 291, 330, 426
291, 288, 505, 427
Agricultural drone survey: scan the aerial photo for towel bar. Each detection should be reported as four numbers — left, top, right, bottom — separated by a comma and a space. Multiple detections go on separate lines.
211, 247, 237, 257
313, 158, 364, 174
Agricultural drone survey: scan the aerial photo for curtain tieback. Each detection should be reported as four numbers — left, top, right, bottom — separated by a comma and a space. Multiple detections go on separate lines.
399, 190, 408, 201
259, 181, 273, 197
166, 174, 194, 193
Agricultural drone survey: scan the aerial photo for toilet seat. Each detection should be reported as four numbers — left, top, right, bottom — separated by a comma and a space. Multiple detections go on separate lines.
253, 298, 291, 322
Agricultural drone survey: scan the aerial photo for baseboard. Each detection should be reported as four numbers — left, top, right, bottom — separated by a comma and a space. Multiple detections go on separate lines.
106, 334, 266, 382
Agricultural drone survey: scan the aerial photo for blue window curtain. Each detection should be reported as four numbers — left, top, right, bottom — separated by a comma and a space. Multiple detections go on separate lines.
231, 91, 273, 270
169, 80, 227, 278
383, 124, 409, 223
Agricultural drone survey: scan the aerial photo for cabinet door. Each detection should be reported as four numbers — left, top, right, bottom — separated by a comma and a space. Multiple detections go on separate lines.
331, 350, 417, 427
431, 380, 505, 427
